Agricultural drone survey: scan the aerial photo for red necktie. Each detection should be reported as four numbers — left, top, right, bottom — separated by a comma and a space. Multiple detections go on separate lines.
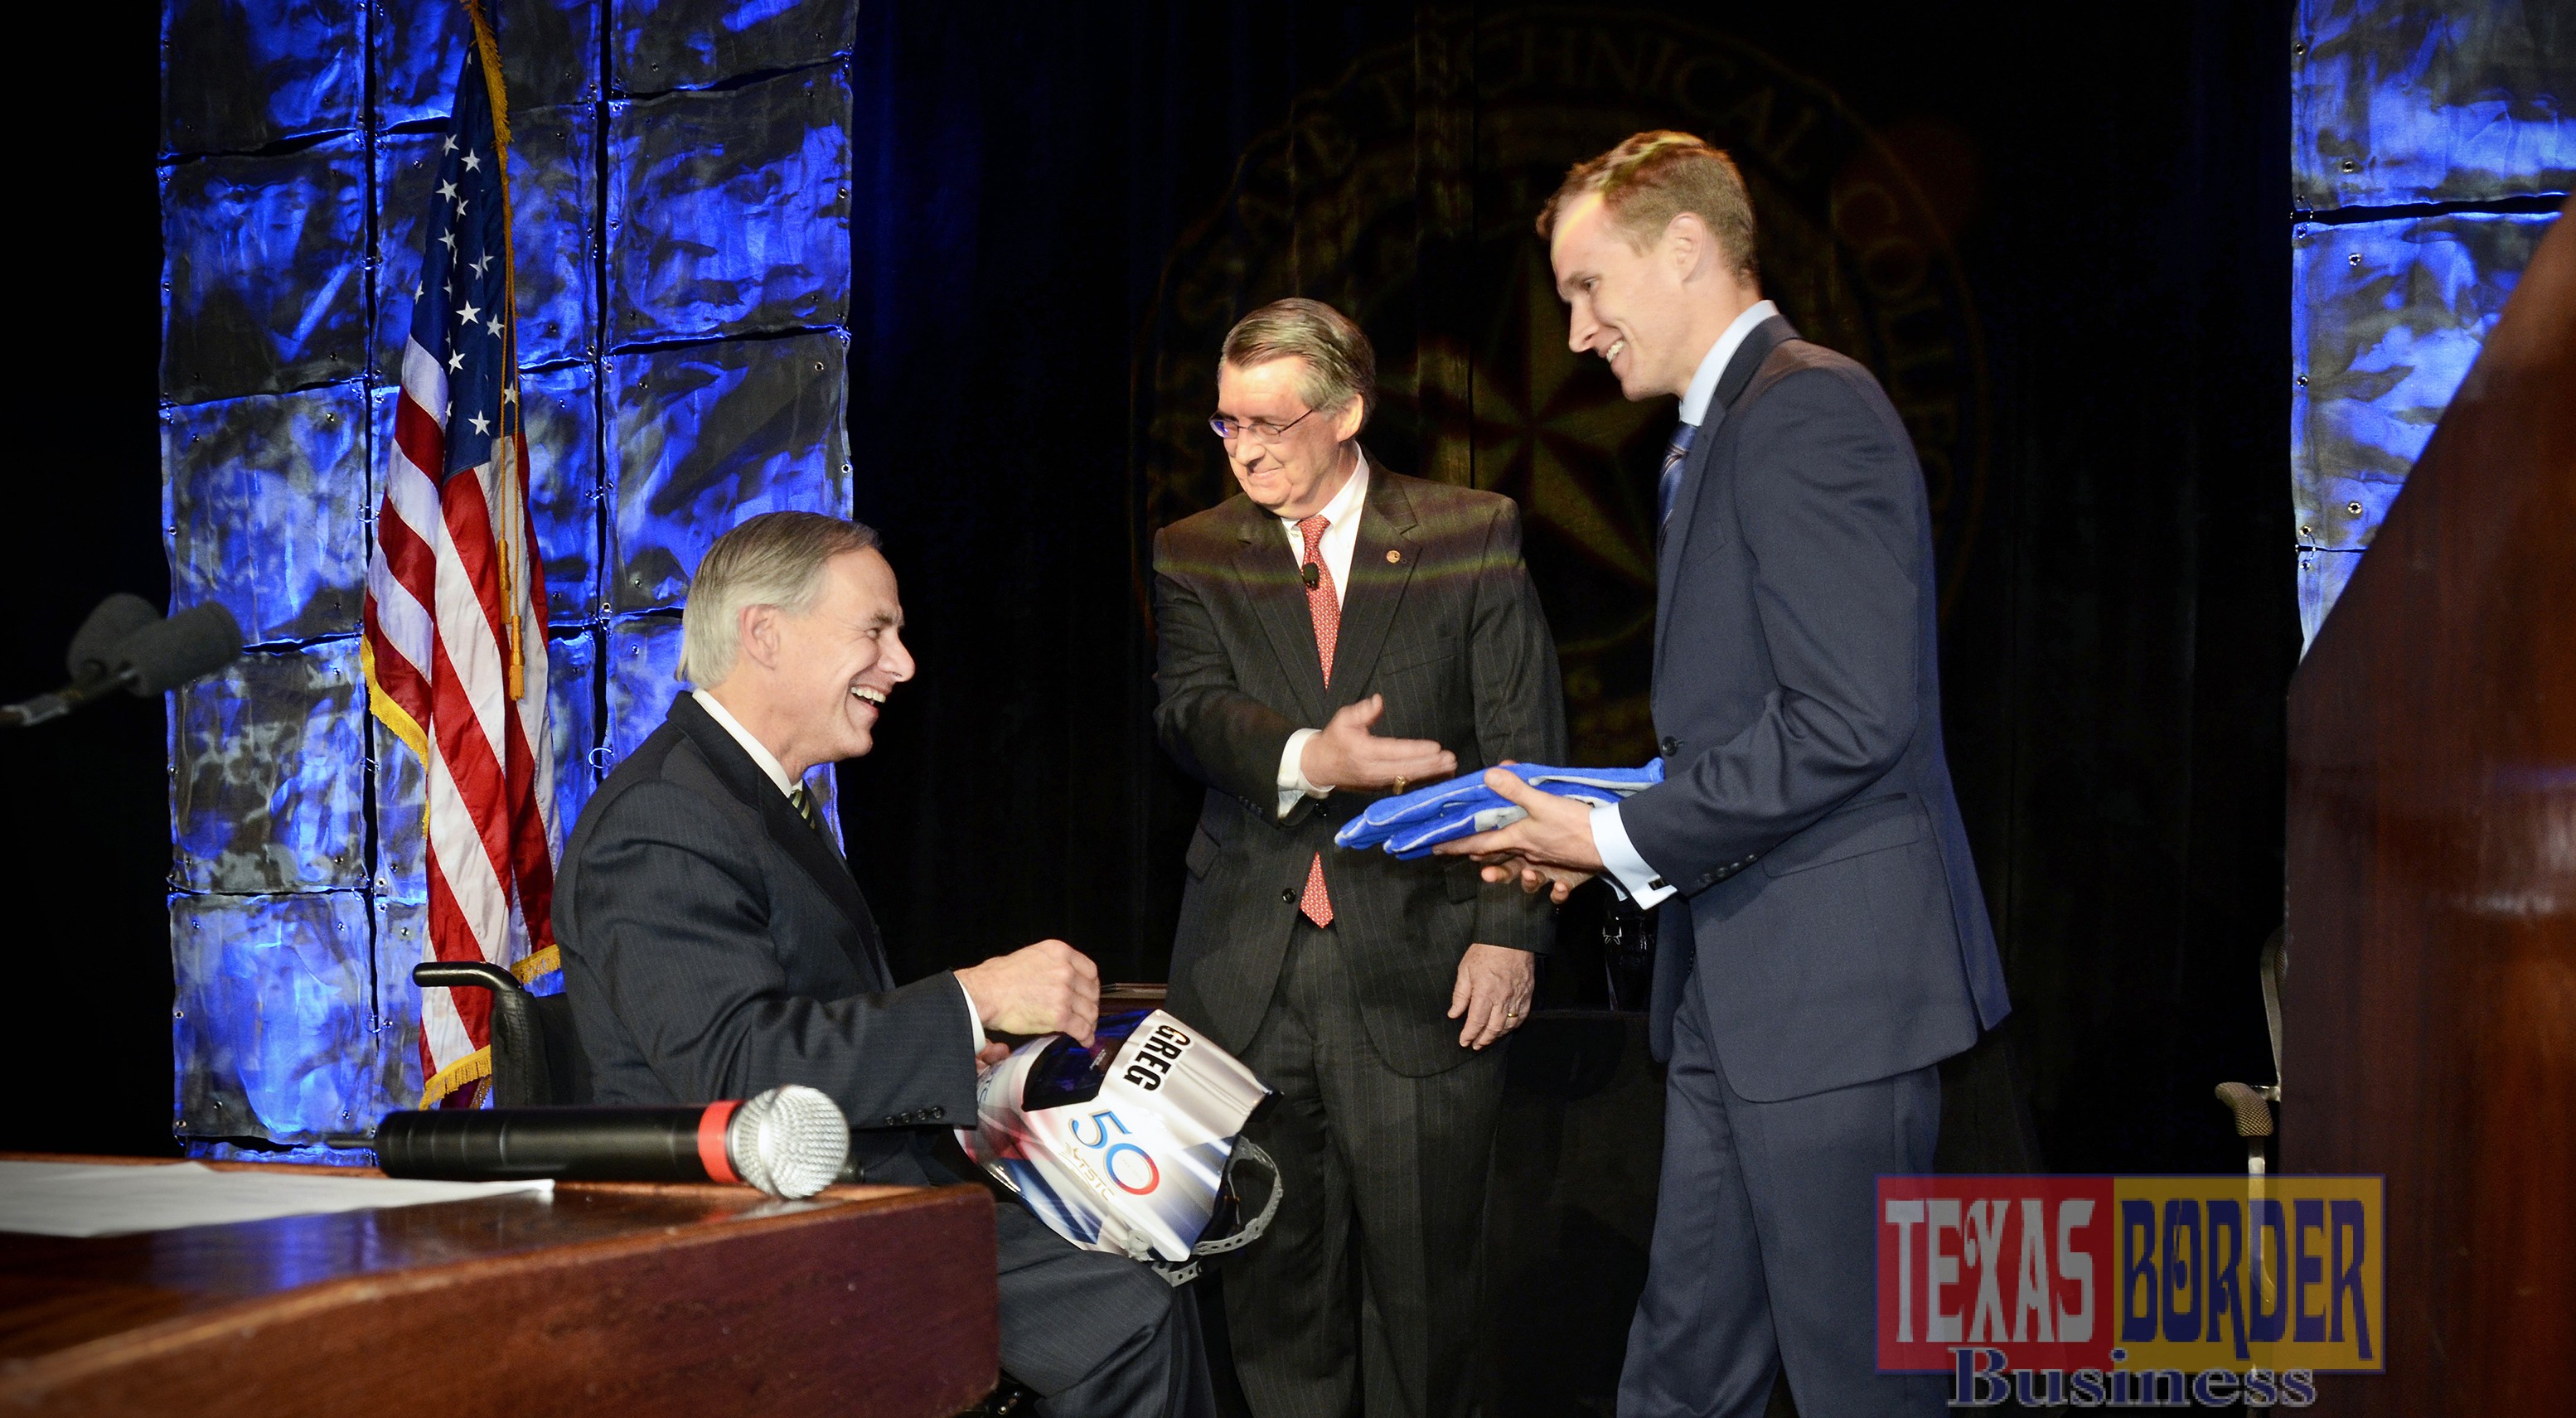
1298, 515, 1336, 927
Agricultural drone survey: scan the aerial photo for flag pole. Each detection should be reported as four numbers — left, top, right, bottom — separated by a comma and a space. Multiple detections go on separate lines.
463, 0, 528, 701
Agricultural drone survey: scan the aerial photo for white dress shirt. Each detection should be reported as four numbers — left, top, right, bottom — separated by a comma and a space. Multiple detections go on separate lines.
692, 689, 797, 795
1591, 299, 1779, 907
1271, 449, 1372, 816
691, 689, 985, 1046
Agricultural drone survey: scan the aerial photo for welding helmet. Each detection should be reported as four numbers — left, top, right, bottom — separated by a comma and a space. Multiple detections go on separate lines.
957, 1009, 1279, 1285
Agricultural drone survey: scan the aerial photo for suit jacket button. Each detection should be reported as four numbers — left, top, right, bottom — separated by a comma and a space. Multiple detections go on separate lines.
1281, 888, 1296, 903
926, 1106, 944, 1120
1658, 736, 1680, 757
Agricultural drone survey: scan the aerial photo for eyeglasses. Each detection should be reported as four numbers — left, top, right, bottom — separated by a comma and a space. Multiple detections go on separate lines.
1208, 406, 1319, 444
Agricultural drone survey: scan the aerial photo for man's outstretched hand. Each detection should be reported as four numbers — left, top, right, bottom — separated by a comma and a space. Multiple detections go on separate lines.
1432, 767, 1605, 905
1300, 694, 1456, 792
956, 937, 1100, 1048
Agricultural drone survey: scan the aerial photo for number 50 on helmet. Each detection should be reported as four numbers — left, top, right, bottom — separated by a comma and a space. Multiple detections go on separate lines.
957, 1009, 1280, 1284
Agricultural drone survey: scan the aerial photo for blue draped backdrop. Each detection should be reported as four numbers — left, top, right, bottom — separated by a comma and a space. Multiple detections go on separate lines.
161, 0, 859, 1151
2289, 0, 2570, 645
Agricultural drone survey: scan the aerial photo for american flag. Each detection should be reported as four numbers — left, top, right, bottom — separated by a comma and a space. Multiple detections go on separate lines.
363, 13, 558, 1109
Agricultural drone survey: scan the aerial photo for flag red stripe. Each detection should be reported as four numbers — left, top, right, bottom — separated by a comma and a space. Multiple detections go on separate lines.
427, 632, 523, 916
375, 501, 441, 622
439, 470, 516, 650
501, 709, 559, 944
394, 394, 448, 490
361, 601, 434, 723
423, 856, 491, 999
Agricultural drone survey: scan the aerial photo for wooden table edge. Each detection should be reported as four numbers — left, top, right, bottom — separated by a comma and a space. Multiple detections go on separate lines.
1, 1177, 995, 1401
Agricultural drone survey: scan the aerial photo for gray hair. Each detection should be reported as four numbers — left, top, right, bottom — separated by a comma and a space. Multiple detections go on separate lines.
1221, 298, 1377, 428
679, 511, 881, 685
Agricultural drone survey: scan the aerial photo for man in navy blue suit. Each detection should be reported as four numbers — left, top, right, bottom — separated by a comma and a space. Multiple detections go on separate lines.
1439, 131, 2012, 1416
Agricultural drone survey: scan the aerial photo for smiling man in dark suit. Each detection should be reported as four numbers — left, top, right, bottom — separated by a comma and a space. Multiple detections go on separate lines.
555, 511, 1214, 1417
1441, 133, 2012, 1416
1153, 298, 1566, 1418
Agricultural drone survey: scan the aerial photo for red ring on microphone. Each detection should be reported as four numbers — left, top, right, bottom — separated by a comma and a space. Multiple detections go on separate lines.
696, 1099, 744, 1183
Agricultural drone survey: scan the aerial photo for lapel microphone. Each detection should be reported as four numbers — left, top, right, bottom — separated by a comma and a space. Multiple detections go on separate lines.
1300, 560, 1321, 591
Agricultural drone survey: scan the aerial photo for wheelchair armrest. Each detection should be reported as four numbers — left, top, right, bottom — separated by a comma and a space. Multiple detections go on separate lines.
414, 960, 525, 995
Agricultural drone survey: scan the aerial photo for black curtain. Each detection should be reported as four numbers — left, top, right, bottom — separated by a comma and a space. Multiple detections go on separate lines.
6, 4, 177, 1157
15, 1, 2292, 1188
845, 0, 2293, 1178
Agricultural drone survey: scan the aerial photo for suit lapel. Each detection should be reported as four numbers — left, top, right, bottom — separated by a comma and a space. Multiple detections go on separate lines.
1329, 467, 1422, 707
1655, 315, 1798, 675
668, 695, 886, 986
1232, 501, 1331, 725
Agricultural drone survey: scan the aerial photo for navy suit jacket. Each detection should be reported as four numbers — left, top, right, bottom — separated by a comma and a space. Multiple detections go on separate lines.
554, 694, 977, 1185
1625, 315, 2011, 1101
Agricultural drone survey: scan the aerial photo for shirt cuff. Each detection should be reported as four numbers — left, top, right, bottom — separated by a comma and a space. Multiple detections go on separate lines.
1591, 803, 1676, 908
955, 975, 986, 1055
1276, 727, 1327, 818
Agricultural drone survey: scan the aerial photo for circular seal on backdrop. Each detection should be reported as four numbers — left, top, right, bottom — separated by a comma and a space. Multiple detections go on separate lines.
1142, 7, 1988, 764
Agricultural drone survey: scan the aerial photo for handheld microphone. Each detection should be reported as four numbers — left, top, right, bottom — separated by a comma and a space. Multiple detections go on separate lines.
2, 598, 244, 728
341, 1084, 850, 1199
1300, 560, 1321, 591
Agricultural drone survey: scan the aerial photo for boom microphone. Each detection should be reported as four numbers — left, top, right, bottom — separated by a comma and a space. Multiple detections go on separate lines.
114, 602, 246, 695
2, 598, 244, 728
341, 1084, 850, 1199
65, 593, 162, 680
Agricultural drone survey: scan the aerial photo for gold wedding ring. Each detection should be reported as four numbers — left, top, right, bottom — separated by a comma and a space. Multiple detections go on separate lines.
1392, 776, 1410, 795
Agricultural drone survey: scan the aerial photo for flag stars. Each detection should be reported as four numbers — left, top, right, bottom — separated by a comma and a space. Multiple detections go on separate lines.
485, 317, 504, 336
462, 150, 482, 172
468, 413, 491, 436
438, 231, 457, 252
458, 301, 482, 324
442, 135, 458, 153
437, 180, 458, 202
448, 351, 466, 372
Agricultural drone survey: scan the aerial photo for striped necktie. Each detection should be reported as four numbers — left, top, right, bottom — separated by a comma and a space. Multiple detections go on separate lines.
1658, 421, 1697, 526
788, 783, 828, 837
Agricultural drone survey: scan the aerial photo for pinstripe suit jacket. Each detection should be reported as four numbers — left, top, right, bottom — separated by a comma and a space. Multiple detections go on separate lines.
554, 693, 976, 1186
1152, 462, 1567, 1078
1629, 316, 2011, 1100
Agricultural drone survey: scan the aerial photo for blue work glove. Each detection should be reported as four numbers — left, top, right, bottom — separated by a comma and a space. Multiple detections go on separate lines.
1334, 760, 1664, 859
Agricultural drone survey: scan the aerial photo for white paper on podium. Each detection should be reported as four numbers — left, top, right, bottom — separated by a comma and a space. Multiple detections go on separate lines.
0, 1160, 553, 1237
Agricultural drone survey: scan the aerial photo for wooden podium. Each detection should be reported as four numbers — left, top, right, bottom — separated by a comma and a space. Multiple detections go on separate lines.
2283, 198, 2574, 1414
0, 1158, 999, 1417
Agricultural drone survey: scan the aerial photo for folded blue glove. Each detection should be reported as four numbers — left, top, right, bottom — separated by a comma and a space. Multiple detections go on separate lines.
1334, 760, 1664, 860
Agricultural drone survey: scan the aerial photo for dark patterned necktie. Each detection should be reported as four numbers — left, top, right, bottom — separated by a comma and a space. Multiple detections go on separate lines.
1658, 421, 1698, 525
